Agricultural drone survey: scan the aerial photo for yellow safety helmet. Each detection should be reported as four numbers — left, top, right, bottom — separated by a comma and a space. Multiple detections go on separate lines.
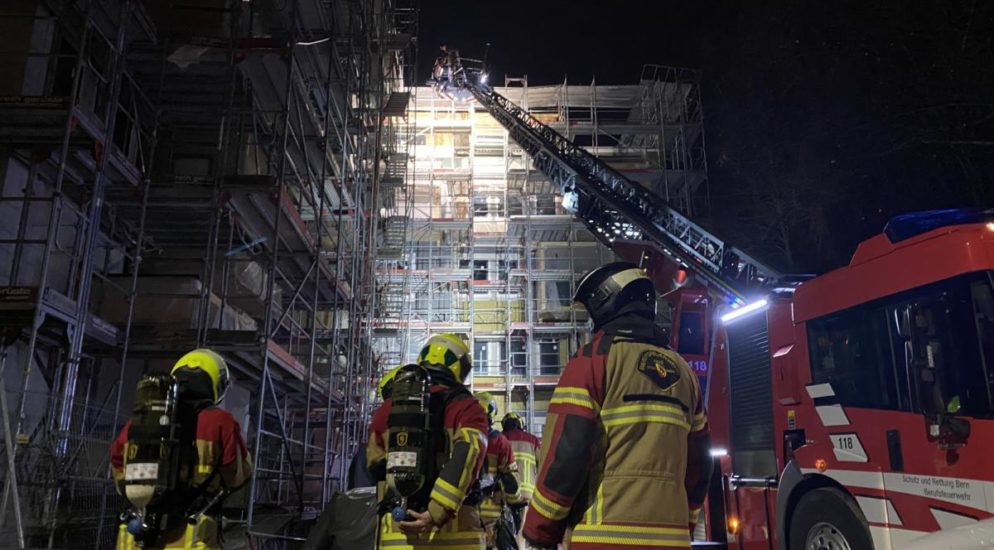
378, 365, 403, 400
171, 349, 230, 404
476, 392, 498, 423
417, 333, 472, 382
501, 411, 523, 432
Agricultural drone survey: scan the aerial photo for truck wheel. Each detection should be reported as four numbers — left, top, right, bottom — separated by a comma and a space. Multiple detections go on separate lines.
788, 487, 873, 550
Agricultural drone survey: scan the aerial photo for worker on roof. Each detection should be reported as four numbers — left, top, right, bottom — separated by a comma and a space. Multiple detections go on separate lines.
440, 44, 460, 72
432, 48, 447, 80
432, 51, 447, 90
111, 349, 252, 550
475, 392, 519, 549
433, 45, 463, 99
367, 334, 489, 549
500, 412, 540, 546
523, 262, 713, 550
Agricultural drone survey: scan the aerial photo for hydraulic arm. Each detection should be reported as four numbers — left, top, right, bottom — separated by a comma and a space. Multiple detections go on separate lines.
459, 78, 781, 304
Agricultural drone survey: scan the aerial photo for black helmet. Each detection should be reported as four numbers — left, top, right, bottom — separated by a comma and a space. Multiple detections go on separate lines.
573, 262, 656, 329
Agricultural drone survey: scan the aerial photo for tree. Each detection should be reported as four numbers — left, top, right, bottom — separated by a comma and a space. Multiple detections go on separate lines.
702, 0, 994, 273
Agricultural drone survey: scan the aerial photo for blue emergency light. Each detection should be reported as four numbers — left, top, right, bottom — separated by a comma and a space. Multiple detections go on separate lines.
883, 208, 994, 243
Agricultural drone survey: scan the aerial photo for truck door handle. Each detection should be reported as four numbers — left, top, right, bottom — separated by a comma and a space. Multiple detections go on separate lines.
886, 429, 904, 472
728, 475, 777, 489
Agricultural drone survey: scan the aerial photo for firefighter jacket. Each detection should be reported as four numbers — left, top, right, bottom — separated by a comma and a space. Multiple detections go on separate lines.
523, 313, 713, 549
367, 385, 490, 549
502, 427, 540, 503
110, 407, 252, 549
480, 429, 519, 527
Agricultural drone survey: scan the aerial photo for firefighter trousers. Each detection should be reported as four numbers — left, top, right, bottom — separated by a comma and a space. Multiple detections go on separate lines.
116, 524, 220, 550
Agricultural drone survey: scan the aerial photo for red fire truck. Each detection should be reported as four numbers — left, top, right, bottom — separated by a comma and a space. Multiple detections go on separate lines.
458, 65, 994, 549
626, 210, 994, 550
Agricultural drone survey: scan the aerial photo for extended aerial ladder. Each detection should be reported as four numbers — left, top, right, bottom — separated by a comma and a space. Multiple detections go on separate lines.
448, 68, 782, 304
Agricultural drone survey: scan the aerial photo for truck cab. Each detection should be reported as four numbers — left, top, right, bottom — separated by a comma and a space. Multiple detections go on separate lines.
630, 209, 994, 550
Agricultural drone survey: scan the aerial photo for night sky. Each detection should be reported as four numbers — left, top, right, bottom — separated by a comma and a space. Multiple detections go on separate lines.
419, 1, 994, 274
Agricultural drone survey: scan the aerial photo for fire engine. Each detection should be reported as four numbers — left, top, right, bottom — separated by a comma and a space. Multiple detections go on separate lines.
445, 55, 994, 549
638, 211, 994, 550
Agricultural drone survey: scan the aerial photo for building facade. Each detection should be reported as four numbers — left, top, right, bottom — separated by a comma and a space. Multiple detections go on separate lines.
374, 69, 708, 433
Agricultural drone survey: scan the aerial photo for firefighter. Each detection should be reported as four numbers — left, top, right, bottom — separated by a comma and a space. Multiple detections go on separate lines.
379, 364, 403, 401
523, 262, 713, 550
476, 393, 519, 549
345, 365, 408, 490
350, 365, 406, 491
111, 349, 252, 550
440, 44, 464, 88
367, 334, 490, 549
432, 45, 459, 97
500, 412, 540, 544
440, 45, 460, 73
432, 50, 448, 94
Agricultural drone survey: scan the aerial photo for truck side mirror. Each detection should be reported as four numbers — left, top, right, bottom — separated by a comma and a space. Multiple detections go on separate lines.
928, 413, 971, 450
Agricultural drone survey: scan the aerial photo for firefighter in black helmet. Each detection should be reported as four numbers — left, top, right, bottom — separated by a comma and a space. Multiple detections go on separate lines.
524, 262, 713, 549
574, 261, 657, 330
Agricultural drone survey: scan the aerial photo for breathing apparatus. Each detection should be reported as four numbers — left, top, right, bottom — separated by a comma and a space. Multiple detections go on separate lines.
385, 364, 435, 522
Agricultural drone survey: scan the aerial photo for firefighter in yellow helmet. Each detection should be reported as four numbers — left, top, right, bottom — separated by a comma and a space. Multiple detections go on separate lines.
379, 364, 404, 400
476, 392, 519, 549
347, 365, 408, 491
500, 412, 540, 545
417, 333, 474, 382
111, 349, 252, 550
367, 334, 490, 549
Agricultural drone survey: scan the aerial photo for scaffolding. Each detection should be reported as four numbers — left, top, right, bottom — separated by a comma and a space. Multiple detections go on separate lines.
375, 71, 709, 433
0, 0, 413, 547
0, 0, 158, 546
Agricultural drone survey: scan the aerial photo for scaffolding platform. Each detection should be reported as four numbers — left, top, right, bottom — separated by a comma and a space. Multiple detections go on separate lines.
224, 175, 352, 303
0, 286, 120, 346
0, 95, 145, 187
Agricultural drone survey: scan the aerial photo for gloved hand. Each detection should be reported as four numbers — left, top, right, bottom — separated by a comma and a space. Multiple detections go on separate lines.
524, 538, 556, 550
398, 508, 440, 535
688, 506, 702, 536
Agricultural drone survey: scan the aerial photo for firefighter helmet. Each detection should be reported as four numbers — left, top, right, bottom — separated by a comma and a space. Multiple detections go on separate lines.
378, 365, 403, 400
477, 392, 498, 424
170, 349, 230, 404
573, 262, 656, 329
501, 412, 523, 432
417, 333, 472, 382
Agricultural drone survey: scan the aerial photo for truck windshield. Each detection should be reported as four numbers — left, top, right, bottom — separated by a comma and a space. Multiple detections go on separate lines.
965, 272, 994, 416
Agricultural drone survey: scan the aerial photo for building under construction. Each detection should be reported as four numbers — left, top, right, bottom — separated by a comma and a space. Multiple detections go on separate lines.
0, 1, 708, 547
374, 75, 708, 434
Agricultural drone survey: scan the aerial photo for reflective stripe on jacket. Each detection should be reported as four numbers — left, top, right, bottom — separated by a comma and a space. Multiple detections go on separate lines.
523, 314, 712, 549
480, 430, 517, 525
503, 428, 540, 501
